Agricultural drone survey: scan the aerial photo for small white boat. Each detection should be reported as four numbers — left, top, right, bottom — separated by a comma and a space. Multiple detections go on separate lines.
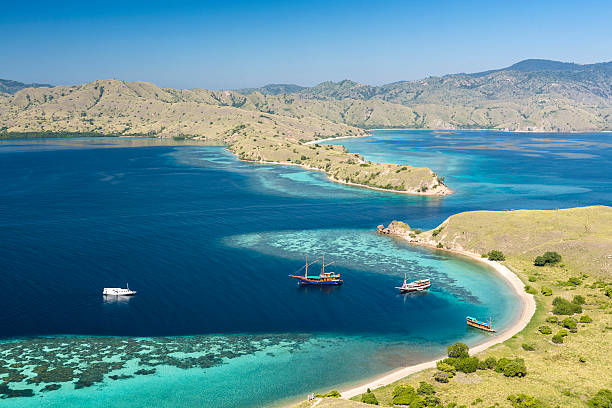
396, 273, 431, 293
103, 283, 136, 296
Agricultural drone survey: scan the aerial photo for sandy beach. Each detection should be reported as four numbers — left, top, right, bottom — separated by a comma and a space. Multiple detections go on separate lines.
339, 246, 536, 400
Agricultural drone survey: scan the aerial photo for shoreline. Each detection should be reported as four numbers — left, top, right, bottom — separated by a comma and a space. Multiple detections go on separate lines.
338, 243, 536, 400
236, 157, 452, 196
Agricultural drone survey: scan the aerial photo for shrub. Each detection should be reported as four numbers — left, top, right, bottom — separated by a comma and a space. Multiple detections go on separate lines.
567, 277, 582, 286
417, 382, 435, 395
588, 388, 612, 408
436, 361, 455, 375
487, 250, 505, 261
437, 242, 444, 248
495, 358, 511, 373
572, 295, 586, 305
392, 385, 421, 405
431, 227, 443, 237
521, 343, 536, 351
552, 297, 582, 315
508, 393, 546, 408
538, 325, 552, 334
579, 356, 586, 363
552, 334, 563, 344
361, 390, 379, 405
315, 390, 340, 398
534, 251, 562, 266
484, 356, 497, 369
477, 360, 488, 370
447, 342, 470, 358
562, 318, 578, 332
451, 357, 479, 373
580, 314, 593, 323
528, 275, 537, 282
433, 371, 451, 383
605, 287, 612, 298
545, 316, 559, 324
524, 285, 537, 295
502, 358, 527, 377
541, 287, 552, 296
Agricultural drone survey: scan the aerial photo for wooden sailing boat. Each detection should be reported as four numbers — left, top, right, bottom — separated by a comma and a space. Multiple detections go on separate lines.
466, 316, 496, 332
289, 255, 343, 286
395, 272, 431, 293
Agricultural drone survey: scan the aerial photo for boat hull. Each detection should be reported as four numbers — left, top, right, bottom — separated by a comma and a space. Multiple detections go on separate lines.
398, 284, 431, 293
466, 318, 496, 332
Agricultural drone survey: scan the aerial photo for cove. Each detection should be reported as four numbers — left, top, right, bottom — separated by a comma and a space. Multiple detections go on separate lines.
4, 131, 605, 406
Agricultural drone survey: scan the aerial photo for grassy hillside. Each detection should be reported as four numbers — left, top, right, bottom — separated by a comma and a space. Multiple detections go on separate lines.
0, 79, 449, 195
239, 59, 612, 131
299, 206, 612, 408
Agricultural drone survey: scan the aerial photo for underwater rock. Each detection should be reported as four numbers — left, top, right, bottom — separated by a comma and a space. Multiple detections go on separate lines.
42, 384, 61, 392
134, 368, 156, 375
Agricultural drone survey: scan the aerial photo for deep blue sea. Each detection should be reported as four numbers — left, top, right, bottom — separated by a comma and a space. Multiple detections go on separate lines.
0, 131, 610, 407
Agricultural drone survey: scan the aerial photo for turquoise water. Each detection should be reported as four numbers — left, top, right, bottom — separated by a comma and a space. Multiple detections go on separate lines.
4, 130, 605, 406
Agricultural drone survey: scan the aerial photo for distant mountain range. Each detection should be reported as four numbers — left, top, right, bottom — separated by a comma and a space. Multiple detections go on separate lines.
239, 59, 612, 106
0, 79, 53, 95
1, 59, 611, 134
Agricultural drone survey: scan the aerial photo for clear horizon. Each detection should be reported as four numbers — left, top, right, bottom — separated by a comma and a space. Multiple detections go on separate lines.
2, 0, 611, 89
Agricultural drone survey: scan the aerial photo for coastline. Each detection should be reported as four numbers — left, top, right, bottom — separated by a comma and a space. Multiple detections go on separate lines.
338, 243, 536, 400
236, 157, 452, 196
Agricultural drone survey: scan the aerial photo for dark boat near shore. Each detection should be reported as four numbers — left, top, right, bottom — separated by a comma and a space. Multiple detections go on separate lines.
289, 256, 343, 286
466, 316, 496, 332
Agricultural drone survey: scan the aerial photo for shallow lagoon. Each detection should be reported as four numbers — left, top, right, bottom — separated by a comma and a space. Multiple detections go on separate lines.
1, 131, 609, 406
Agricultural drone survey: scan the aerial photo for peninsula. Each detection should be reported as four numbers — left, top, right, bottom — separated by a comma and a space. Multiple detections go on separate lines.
298, 206, 612, 408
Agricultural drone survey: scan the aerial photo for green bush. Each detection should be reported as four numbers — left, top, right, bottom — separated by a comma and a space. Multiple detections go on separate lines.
502, 358, 527, 377
552, 334, 564, 344
315, 390, 340, 398
524, 285, 537, 295
567, 277, 582, 286
437, 242, 444, 248
534, 251, 562, 266
580, 314, 593, 323
484, 356, 497, 369
552, 297, 582, 315
541, 287, 552, 296
588, 388, 612, 408
557, 329, 569, 337
572, 295, 586, 305
508, 393, 547, 408
528, 275, 537, 282
391, 385, 420, 405
447, 342, 469, 358
538, 325, 552, 334
417, 382, 435, 395
435, 361, 456, 375
562, 318, 578, 332
361, 390, 379, 405
451, 357, 479, 373
605, 287, 612, 298
522, 343, 536, 351
433, 371, 451, 383
545, 316, 559, 324
487, 250, 505, 261
477, 360, 488, 370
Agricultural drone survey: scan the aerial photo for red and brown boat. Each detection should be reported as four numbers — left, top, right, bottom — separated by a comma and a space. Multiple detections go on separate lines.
466, 316, 496, 332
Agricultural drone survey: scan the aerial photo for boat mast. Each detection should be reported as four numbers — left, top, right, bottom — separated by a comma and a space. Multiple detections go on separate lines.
305, 256, 308, 278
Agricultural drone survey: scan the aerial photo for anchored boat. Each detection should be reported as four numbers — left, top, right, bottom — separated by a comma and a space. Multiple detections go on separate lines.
103, 283, 137, 296
466, 316, 496, 332
289, 255, 343, 286
396, 273, 431, 293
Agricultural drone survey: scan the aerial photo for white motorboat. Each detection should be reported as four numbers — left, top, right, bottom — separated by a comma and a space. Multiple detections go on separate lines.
103, 283, 137, 296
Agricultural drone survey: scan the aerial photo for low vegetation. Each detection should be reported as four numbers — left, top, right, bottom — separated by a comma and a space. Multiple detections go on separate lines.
305, 206, 612, 408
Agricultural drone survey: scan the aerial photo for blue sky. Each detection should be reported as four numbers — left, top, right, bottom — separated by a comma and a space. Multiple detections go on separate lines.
2, 0, 611, 89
